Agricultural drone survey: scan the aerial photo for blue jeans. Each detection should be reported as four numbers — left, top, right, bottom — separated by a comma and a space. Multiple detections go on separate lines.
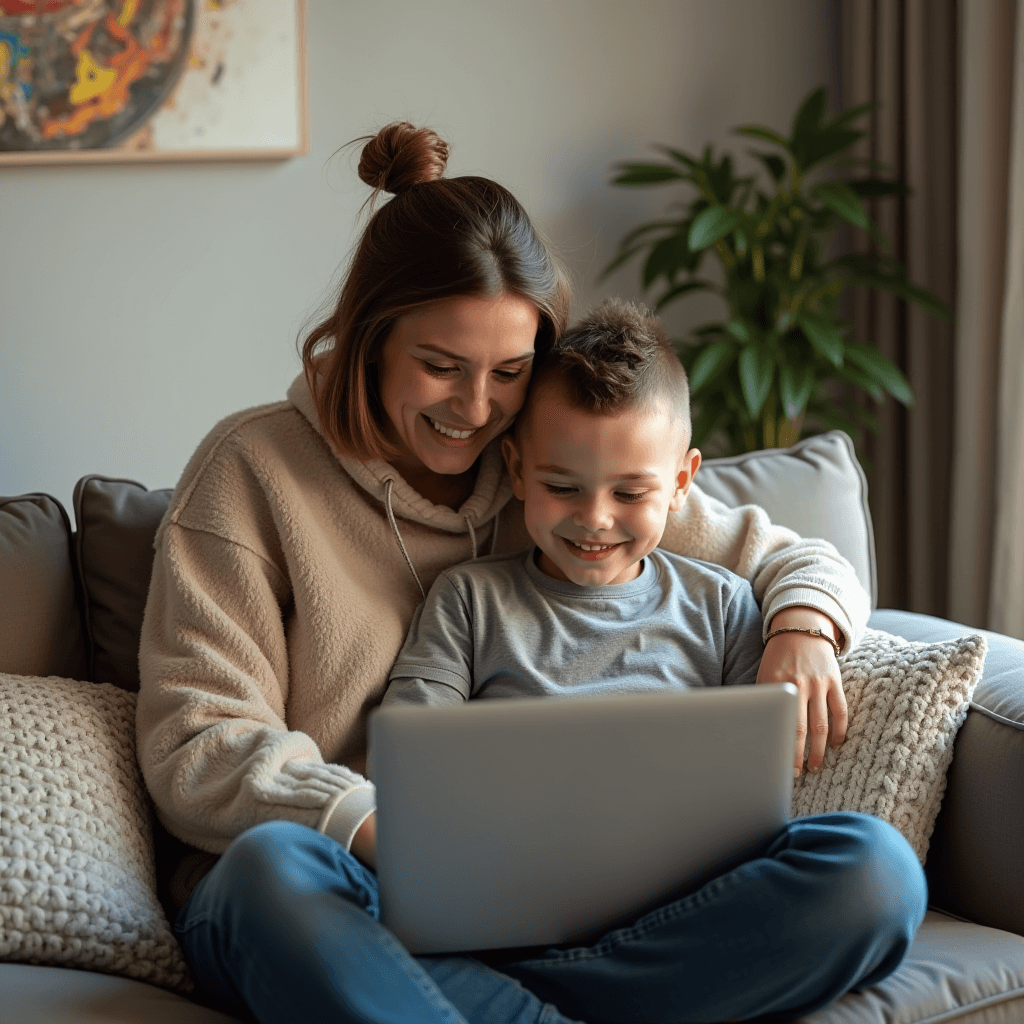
175, 813, 926, 1024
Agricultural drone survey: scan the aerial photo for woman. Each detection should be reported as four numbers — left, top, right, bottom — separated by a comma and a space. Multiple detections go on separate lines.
137, 122, 924, 1024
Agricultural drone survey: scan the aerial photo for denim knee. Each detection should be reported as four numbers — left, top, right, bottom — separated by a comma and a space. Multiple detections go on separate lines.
211, 820, 379, 920
814, 812, 927, 939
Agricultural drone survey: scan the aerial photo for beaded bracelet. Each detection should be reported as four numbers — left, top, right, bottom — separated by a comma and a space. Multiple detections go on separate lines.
764, 625, 842, 657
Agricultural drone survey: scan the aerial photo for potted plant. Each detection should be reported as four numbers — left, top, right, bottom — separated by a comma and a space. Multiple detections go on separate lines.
603, 86, 949, 455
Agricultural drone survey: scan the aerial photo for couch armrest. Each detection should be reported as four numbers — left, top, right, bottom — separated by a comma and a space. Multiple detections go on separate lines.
868, 609, 1024, 938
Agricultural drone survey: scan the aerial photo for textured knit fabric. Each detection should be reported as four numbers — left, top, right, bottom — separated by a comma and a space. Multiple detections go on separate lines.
791, 629, 987, 863
384, 548, 763, 706
0, 673, 190, 992
136, 369, 871, 865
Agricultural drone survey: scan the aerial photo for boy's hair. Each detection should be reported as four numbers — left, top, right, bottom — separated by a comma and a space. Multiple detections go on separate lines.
517, 298, 690, 439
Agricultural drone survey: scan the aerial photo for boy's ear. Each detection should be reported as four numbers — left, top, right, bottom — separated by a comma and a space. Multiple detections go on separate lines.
501, 434, 527, 500
669, 448, 702, 513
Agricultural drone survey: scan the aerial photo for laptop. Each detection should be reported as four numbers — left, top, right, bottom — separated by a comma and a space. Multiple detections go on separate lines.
367, 683, 797, 955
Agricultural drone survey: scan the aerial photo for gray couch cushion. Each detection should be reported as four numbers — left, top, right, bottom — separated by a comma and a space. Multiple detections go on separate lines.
0, 494, 87, 680
0, 963, 246, 1023
801, 910, 1024, 1024
870, 609, 1024, 940
73, 477, 173, 692
699, 430, 876, 607
4, 912, 1021, 1024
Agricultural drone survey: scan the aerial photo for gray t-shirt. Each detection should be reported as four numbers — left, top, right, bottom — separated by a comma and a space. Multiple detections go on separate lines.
384, 547, 764, 707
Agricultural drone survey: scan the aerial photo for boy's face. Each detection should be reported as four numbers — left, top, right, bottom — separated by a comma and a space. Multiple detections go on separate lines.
502, 383, 701, 586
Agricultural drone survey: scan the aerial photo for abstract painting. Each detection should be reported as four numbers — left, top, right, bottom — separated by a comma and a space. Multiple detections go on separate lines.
0, 0, 306, 163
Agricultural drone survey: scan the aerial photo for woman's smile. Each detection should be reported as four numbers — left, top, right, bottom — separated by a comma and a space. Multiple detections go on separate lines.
379, 292, 539, 484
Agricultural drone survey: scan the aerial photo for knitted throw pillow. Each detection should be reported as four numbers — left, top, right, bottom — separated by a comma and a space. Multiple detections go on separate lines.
0, 673, 191, 992
791, 629, 987, 863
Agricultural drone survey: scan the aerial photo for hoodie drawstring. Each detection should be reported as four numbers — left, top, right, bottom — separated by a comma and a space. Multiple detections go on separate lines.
383, 478, 426, 602
463, 515, 478, 560
383, 478, 500, 602
489, 508, 500, 555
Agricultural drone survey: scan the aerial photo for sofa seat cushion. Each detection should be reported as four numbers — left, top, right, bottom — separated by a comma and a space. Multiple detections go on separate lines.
0, 963, 246, 1023
800, 910, 1024, 1024
0, 494, 87, 680
869, 609, 1024, 941
2, 911, 1021, 1024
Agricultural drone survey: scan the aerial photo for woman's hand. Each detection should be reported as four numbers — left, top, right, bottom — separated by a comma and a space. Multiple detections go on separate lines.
756, 606, 848, 777
351, 811, 378, 870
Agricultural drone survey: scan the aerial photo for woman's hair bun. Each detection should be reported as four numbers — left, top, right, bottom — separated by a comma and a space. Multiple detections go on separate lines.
357, 122, 450, 195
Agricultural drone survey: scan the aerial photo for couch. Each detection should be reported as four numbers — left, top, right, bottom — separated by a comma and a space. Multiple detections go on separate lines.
1, 430, 1023, 1024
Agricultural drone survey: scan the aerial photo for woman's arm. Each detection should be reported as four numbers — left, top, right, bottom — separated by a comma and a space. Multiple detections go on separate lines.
660, 481, 869, 774
660, 481, 870, 651
136, 522, 376, 855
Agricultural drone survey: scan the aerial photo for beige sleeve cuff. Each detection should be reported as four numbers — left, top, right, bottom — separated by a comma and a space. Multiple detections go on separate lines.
762, 587, 854, 654
320, 783, 377, 851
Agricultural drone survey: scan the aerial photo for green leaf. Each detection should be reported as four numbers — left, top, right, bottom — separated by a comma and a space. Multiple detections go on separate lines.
690, 399, 729, 449
778, 361, 815, 419
835, 257, 952, 320
847, 178, 908, 198
796, 312, 845, 367
813, 181, 868, 227
726, 319, 751, 343
844, 344, 914, 405
738, 345, 775, 419
600, 245, 645, 279
692, 323, 728, 337
796, 128, 863, 173
828, 101, 875, 129
654, 280, 715, 311
618, 219, 682, 249
688, 339, 735, 394
642, 234, 694, 288
654, 144, 699, 169
792, 87, 829, 147
688, 206, 737, 251
836, 364, 884, 401
734, 126, 789, 148
612, 163, 685, 185
749, 150, 787, 182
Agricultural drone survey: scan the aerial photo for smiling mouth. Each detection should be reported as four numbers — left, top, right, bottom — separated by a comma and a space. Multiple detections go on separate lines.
562, 537, 625, 558
425, 415, 480, 440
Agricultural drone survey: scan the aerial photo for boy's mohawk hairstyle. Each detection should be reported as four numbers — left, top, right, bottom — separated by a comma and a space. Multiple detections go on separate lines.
542, 298, 686, 417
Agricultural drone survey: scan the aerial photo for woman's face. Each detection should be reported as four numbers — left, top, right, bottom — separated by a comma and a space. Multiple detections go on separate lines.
378, 292, 540, 478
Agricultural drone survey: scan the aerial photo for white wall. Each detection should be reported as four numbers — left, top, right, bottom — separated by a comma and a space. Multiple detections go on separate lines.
0, 0, 835, 513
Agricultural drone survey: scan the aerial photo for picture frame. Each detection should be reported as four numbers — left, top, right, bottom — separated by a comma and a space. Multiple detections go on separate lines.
0, 0, 308, 165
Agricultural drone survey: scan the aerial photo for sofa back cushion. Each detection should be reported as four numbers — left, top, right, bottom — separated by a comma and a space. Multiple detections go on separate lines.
698, 430, 877, 607
74, 477, 173, 692
0, 494, 88, 680
61, 432, 874, 692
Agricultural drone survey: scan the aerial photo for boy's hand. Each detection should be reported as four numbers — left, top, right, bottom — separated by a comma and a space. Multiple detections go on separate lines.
351, 811, 378, 870
756, 607, 848, 777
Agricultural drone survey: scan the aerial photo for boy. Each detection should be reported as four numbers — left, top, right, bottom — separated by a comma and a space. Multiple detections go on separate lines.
382, 298, 765, 708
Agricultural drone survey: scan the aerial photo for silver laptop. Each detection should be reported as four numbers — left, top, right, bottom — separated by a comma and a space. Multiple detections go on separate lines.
367, 683, 797, 955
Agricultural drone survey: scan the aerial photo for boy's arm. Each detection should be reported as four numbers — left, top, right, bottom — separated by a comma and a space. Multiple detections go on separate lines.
721, 580, 765, 690
382, 677, 467, 707
383, 573, 476, 706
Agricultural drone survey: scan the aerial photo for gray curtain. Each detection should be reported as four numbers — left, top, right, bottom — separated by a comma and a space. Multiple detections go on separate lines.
841, 0, 1020, 627
949, 0, 1022, 634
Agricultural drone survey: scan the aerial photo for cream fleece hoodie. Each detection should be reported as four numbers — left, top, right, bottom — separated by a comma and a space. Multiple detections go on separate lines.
136, 371, 869, 867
